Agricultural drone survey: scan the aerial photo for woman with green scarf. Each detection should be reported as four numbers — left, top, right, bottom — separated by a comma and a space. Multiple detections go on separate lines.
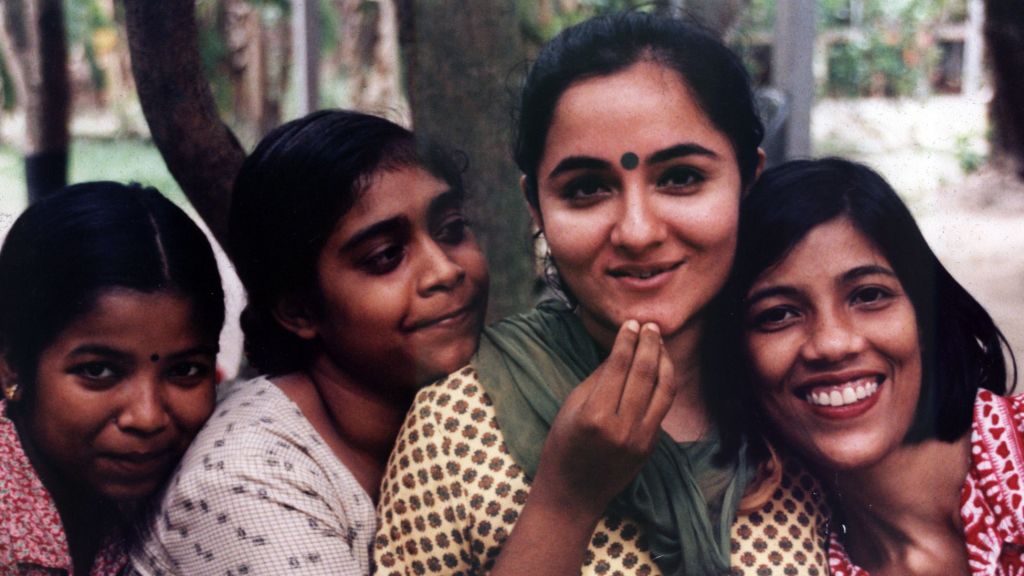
374, 12, 828, 576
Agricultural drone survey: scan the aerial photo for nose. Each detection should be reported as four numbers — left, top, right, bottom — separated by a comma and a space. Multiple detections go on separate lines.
416, 239, 466, 295
610, 185, 665, 254
117, 379, 170, 436
799, 309, 866, 366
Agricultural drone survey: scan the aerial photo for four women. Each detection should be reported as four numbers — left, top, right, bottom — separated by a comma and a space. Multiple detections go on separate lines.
1, 12, 1014, 576
0, 182, 224, 574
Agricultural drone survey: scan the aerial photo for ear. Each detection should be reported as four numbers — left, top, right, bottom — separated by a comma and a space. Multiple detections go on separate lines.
520, 175, 543, 230
743, 148, 768, 198
271, 293, 319, 341
755, 147, 767, 180
0, 353, 22, 402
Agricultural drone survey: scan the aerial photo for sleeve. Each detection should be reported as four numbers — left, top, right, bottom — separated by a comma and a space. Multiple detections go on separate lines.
133, 405, 372, 575
374, 368, 499, 576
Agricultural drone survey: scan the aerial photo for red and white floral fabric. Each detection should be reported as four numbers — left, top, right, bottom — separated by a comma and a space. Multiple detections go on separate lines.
828, 390, 1024, 576
0, 400, 126, 575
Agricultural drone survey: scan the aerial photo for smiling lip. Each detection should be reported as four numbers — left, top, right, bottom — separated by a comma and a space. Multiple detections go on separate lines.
794, 371, 886, 420
406, 303, 477, 332
607, 260, 685, 287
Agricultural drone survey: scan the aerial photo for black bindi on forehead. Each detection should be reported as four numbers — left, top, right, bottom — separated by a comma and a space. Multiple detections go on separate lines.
620, 152, 639, 170
150, 353, 160, 363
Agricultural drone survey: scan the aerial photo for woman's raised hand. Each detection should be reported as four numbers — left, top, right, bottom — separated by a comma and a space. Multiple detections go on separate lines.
532, 320, 678, 517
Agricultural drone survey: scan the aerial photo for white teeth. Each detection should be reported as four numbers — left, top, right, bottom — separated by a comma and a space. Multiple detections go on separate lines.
805, 378, 881, 407
842, 388, 857, 403
830, 390, 843, 405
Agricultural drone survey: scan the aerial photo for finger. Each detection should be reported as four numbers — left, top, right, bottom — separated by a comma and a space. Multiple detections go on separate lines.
640, 340, 677, 438
585, 319, 640, 412
617, 322, 663, 421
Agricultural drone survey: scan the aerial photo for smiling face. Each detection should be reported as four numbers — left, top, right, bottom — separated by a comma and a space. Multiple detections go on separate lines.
533, 60, 745, 348
301, 165, 489, 391
743, 217, 922, 472
27, 289, 217, 502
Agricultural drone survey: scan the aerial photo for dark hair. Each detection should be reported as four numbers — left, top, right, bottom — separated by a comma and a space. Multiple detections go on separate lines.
0, 182, 225, 401
514, 11, 764, 209
229, 109, 466, 375
730, 157, 1015, 443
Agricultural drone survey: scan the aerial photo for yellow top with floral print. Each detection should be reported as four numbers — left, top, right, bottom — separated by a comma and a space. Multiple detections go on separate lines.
374, 366, 828, 576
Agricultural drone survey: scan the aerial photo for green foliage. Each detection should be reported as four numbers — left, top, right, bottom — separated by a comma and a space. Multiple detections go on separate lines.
955, 134, 985, 174
64, 0, 111, 93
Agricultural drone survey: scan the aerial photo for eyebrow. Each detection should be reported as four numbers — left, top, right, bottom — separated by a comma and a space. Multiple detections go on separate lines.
546, 142, 720, 180
68, 344, 218, 359
341, 217, 410, 252
840, 264, 896, 284
426, 188, 463, 222
647, 143, 719, 165
745, 264, 898, 307
547, 156, 611, 180
744, 285, 801, 308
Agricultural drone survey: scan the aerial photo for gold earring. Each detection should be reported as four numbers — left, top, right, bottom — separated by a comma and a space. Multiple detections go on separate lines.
2, 381, 20, 402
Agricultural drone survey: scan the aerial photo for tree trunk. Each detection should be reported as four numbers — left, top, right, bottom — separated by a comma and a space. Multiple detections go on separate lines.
985, 0, 1024, 178
123, 0, 244, 248
0, 0, 70, 202
403, 1, 533, 319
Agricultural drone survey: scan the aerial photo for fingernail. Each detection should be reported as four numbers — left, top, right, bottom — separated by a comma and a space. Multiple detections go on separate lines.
623, 319, 640, 333
643, 322, 660, 335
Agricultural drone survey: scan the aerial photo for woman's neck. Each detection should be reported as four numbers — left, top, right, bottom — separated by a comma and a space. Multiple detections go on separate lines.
830, 434, 971, 575
274, 355, 414, 501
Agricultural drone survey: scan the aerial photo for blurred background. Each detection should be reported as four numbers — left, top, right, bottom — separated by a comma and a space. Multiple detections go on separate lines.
0, 0, 1021, 377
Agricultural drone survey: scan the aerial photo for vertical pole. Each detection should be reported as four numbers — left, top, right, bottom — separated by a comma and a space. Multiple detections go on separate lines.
772, 0, 817, 159
962, 0, 984, 94
292, 0, 318, 115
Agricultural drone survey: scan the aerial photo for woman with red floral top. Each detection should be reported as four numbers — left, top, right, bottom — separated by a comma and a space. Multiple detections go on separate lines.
0, 182, 224, 575
731, 158, 1021, 575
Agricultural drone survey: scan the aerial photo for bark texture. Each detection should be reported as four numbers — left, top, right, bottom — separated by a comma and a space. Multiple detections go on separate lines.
124, 0, 244, 247
985, 0, 1024, 178
403, 1, 533, 319
0, 0, 70, 201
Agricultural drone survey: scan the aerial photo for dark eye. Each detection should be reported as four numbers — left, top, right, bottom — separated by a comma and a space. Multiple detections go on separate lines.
436, 215, 468, 245
166, 361, 213, 386
852, 286, 893, 307
561, 175, 612, 202
362, 245, 405, 275
70, 362, 119, 385
657, 166, 703, 191
749, 306, 800, 331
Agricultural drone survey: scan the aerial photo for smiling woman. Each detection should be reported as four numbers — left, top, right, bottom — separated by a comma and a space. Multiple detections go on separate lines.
732, 158, 1019, 575
374, 12, 828, 576
129, 110, 489, 576
0, 182, 224, 576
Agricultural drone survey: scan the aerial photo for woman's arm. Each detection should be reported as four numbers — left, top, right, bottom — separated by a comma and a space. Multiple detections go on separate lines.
488, 321, 676, 576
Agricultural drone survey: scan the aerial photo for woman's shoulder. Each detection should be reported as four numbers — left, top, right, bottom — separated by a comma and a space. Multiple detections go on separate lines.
731, 451, 830, 575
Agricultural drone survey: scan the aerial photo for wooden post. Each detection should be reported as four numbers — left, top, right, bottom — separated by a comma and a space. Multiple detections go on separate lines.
292, 0, 319, 115
772, 0, 817, 160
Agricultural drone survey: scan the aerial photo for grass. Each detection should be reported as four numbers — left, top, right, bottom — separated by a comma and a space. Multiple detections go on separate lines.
0, 138, 187, 217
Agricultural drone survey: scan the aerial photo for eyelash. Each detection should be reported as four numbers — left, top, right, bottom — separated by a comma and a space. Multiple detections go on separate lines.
748, 285, 897, 331
657, 166, 704, 191
69, 360, 213, 388
560, 175, 612, 203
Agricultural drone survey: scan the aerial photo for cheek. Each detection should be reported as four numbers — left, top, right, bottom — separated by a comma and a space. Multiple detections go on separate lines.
745, 333, 794, 388
166, 383, 216, 434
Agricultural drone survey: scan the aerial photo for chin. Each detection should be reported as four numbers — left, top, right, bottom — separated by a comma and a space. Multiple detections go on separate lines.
415, 340, 478, 386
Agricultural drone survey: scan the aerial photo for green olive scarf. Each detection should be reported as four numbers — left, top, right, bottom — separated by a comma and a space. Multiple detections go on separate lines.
472, 300, 751, 576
